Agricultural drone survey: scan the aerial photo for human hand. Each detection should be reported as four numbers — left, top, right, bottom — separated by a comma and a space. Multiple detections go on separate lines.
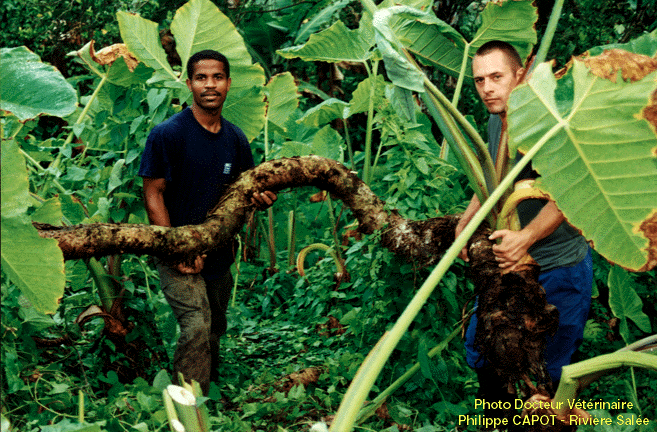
488, 229, 533, 271
175, 254, 206, 274
251, 191, 277, 210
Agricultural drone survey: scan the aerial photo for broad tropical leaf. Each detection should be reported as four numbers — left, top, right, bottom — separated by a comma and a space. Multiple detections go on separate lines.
169, 0, 267, 141
118, 0, 267, 141
608, 266, 652, 343
349, 75, 389, 115
393, 15, 467, 77
297, 98, 350, 128
294, 0, 352, 44
393, 0, 537, 79
0, 47, 77, 121
1, 139, 65, 314
265, 72, 300, 132
587, 29, 657, 57
469, 0, 538, 62
171, 0, 254, 70
278, 20, 374, 63
508, 55, 657, 272
118, 12, 177, 81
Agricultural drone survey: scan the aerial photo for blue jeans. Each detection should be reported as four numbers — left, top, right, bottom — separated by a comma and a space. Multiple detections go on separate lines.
465, 248, 592, 382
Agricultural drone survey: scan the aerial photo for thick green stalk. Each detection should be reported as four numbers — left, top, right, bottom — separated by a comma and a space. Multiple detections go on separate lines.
78, 390, 84, 423
163, 388, 180, 432
342, 119, 355, 170
553, 352, 657, 418
329, 122, 563, 432
263, 105, 277, 270
533, 0, 565, 66
440, 41, 472, 159
355, 326, 461, 424
39, 73, 109, 197
423, 77, 495, 186
363, 61, 379, 184
421, 90, 489, 209
86, 257, 115, 312
287, 210, 296, 269
325, 195, 344, 264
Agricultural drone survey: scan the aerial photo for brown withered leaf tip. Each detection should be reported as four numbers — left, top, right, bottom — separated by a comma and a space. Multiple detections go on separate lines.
637, 210, 657, 272
582, 49, 657, 83
90, 42, 139, 71
642, 87, 657, 132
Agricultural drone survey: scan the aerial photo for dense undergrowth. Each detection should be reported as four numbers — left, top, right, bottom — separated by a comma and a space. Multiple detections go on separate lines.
2, 188, 656, 431
2, 0, 657, 431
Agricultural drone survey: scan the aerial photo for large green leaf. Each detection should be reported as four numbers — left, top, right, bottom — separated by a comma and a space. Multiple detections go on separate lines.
117, 12, 177, 82
118, 0, 267, 141
1, 139, 65, 314
297, 98, 350, 128
393, 15, 467, 77
0, 47, 77, 121
278, 20, 374, 63
587, 29, 657, 57
171, 0, 254, 69
265, 72, 300, 132
469, 0, 538, 61
294, 0, 352, 45
508, 59, 657, 272
608, 266, 652, 343
393, 0, 537, 79
170, 0, 267, 141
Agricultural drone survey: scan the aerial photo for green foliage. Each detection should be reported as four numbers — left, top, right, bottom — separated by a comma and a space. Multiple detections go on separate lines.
508, 34, 657, 272
1, 1, 656, 431
118, 0, 267, 141
0, 47, 77, 120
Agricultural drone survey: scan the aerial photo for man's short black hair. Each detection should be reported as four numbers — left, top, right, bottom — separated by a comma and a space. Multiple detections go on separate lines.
474, 41, 523, 72
186, 50, 230, 80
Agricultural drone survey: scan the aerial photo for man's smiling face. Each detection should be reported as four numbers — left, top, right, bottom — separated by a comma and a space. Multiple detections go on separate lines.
472, 50, 523, 114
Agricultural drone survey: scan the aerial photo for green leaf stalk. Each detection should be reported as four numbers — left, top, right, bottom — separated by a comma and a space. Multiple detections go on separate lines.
329, 121, 562, 432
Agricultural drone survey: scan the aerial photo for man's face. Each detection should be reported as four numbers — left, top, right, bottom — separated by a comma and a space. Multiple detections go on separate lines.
186, 59, 231, 112
472, 50, 523, 114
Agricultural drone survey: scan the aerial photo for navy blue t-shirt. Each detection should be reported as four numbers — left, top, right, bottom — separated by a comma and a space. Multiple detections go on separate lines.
139, 107, 254, 278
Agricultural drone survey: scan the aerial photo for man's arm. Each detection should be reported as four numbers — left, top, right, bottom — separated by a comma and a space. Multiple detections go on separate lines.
455, 194, 481, 262
489, 200, 564, 271
143, 177, 171, 227
142, 177, 205, 274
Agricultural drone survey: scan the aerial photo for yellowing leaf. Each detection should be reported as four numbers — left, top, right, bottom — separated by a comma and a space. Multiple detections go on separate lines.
508, 57, 657, 272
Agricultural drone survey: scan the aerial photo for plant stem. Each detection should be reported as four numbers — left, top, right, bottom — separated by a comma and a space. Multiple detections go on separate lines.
263, 101, 277, 270
329, 122, 562, 432
343, 119, 355, 170
440, 41, 472, 159
534, 0, 565, 66
355, 326, 461, 424
363, 60, 379, 184
287, 210, 296, 268
325, 195, 344, 264
86, 257, 115, 312
552, 352, 657, 417
78, 390, 84, 423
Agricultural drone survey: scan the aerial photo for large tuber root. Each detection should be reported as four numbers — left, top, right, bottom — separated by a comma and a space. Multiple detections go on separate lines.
35, 155, 558, 395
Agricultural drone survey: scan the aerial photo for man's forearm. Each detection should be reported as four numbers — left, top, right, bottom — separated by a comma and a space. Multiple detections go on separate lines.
145, 194, 171, 227
521, 200, 565, 245
457, 194, 482, 232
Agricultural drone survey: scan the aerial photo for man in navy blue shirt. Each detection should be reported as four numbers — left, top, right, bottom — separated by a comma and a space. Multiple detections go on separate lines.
139, 50, 276, 394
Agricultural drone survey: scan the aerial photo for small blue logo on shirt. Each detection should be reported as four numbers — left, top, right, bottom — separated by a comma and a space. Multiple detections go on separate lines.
223, 163, 232, 174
